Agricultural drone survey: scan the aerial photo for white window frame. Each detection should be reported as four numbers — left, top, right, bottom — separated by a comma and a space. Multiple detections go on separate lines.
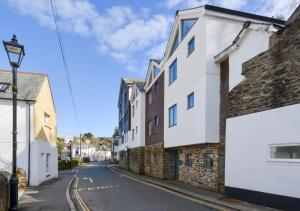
268, 143, 300, 163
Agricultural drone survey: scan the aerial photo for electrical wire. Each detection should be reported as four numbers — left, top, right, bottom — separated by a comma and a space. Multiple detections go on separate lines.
49, 0, 81, 133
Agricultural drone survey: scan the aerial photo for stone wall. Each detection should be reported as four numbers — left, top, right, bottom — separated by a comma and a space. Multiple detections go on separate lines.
166, 144, 220, 191
144, 144, 165, 179
0, 172, 10, 211
129, 147, 145, 175
228, 12, 300, 118
119, 150, 130, 170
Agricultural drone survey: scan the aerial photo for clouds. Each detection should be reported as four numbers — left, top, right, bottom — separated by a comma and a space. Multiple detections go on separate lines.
5, 0, 172, 72
4, 0, 300, 72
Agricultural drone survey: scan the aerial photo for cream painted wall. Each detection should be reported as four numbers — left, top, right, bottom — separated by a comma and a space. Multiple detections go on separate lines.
34, 78, 57, 144
226, 104, 300, 198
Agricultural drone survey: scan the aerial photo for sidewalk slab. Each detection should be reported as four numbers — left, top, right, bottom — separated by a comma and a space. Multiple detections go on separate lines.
109, 165, 278, 211
18, 170, 74, 211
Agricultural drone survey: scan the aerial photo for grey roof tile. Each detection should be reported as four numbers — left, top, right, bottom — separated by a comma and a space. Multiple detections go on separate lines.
0, 70, 46, 101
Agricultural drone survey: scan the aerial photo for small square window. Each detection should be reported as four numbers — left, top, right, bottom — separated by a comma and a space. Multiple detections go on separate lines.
44, 113, 50, 127
203, 154, 214, 170
188, 37, 195, 55
187, 92, 194, 109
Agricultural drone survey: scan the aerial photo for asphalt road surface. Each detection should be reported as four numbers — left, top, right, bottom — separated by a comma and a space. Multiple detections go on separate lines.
75, 162, 219, 211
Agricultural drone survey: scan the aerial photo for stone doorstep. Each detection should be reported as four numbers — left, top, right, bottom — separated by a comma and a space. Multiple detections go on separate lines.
109, 166, 278, 211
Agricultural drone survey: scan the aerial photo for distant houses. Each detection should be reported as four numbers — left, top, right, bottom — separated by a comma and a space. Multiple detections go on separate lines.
113, 4, 300, 210
0, 70, 58, 186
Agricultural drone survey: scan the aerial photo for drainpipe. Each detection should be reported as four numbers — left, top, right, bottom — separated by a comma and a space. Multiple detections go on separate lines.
26, 102, 32, 186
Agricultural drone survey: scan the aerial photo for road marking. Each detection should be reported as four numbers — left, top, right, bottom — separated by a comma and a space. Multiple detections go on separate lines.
83, 177, 94, 183
74, 176, 90, 211
66, 177, 76, 211
109, 167, 234, 211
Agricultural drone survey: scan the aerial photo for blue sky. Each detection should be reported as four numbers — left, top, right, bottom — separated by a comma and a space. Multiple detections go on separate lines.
0, 0, 298, 138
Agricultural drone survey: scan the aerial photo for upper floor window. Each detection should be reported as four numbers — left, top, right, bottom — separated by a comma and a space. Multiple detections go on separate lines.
170, 31, 179, 55
168, 104, 177, 127
148, 91, 153, 104
154, 115, 159, 127
188, 37, 195, 56
187, 92, 194, 109
270, 145, 300, 160
181, 19, 197, 39
154, 66, 161, 78
132, 129, 135, 140
147, 120, 153, 135
132, 105, 135, 117
136, 100, 138, 109
136, 126, 138, 134
169, 59, 177, 85
155, 81, 159, 92
44, 113, 50, 127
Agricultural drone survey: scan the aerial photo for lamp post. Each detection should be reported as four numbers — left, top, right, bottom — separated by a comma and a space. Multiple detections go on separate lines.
3, 34, 25, 211
69, 140, 73, 169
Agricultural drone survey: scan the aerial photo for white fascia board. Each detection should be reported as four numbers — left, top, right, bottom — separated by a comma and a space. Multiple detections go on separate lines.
214, 23, 277, 63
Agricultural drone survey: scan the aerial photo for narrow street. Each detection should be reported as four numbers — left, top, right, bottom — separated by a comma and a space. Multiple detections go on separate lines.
73, 162, 218, 211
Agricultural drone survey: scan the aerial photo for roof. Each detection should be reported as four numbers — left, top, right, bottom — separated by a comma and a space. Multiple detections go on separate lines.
122, 77, 145, 85
0, 70, 47, 101
177, 5, 285, 25
214, 21, 281, 62
134, 81, 145, 92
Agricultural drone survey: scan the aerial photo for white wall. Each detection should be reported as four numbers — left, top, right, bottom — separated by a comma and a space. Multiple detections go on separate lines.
30, 140, 58, 186
226, 104, 300, 198
164, 13, 245, 148
128, 91, 145, 149
228, 29, 272, 90
0, 99, 58, 186
0, 100, 33, 179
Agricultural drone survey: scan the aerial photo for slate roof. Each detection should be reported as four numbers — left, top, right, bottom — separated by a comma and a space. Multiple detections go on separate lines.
122, 77, 145, 85
134, 81, 145, 92
0, 70, 46, 101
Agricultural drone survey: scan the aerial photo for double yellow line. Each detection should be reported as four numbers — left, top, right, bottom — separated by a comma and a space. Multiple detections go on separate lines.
74, 176, 90, 211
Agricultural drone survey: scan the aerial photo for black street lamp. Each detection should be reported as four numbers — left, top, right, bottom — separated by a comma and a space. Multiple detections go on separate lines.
3, 34, 25, 211
69, 140, 73, 169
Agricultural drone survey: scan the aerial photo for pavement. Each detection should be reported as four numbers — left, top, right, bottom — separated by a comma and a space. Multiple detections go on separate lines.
73, 162, 223, 211
18, 169, 75, 211
108, 164, 278, 211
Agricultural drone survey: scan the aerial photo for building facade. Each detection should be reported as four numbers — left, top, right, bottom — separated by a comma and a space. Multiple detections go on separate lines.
218, 8, 300, 210
160, 5, 284, 192
118, 77, 144, 169
128, 82, 146, 174
144, 60, 166, 179
0, 70, 58, 186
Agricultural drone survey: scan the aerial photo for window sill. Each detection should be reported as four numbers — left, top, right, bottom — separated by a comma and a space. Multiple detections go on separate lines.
44, 125, 51, 129
267, 159, 300, 163
187, 106, 194, 110
168, 124, 177, 128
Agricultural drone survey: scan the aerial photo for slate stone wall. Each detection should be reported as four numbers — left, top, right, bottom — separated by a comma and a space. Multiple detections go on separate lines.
129, 147, 145, 175
166, 144, 220, 191
144, 144, 166, 179
0, 172, 10, 211
228, 14, 300, 118
119, 150, 130, 170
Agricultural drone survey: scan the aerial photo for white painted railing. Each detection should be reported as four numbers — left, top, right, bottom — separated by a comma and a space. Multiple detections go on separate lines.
0, 156, 12, 173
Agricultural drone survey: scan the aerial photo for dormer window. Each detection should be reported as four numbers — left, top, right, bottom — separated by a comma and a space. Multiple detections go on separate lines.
170, 31, 179, 55
182, 19, 197, 39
